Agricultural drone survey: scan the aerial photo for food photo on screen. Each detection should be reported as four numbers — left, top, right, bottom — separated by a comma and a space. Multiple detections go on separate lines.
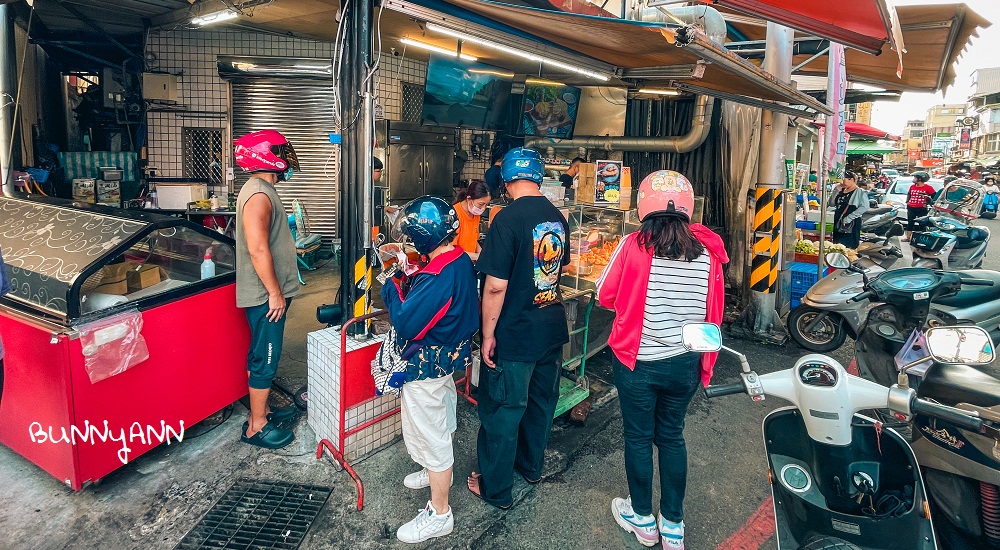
520, 83, 581, 139
421, 53, 514, 130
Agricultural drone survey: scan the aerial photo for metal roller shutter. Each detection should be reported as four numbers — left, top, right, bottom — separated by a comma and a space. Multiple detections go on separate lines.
230, 80, 339, 237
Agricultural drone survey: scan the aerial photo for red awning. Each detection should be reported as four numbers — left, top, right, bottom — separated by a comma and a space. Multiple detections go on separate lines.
845, 122, 900, 141
703, 0, 902, 56
810, 121, 900, 141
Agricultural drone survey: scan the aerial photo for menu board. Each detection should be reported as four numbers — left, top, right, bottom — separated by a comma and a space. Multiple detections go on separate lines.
520, 83, 581, 139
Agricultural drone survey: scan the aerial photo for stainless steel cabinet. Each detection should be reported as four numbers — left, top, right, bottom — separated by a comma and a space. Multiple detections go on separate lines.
377, 121, 456, 203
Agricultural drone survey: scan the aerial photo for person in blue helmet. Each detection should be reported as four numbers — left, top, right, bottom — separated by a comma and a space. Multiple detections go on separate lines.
467, 147, 571, 509
381, 196, 479, 544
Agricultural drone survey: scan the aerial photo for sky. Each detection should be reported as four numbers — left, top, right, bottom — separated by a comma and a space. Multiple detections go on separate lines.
869, 0, 1000, 136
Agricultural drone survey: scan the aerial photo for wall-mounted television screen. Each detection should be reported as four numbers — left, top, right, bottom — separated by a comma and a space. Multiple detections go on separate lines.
519, 82, 581, 140
421, 53, 513, 131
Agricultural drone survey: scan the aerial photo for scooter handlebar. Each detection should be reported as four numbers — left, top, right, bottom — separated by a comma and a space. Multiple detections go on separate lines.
961, 278, 995, 286
704, 383, 746, 398
912, 399, 984, 433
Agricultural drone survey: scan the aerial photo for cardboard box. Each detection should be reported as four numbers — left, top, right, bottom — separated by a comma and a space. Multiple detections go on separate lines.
91, 262, 130, 295
575, 163, 599, 204
126, 263, 162, 292
97, 180, 120, 205
73, 178, 96, 202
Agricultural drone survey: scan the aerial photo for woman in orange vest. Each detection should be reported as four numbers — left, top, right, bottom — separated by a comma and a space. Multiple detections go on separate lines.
452, 181, 491, 262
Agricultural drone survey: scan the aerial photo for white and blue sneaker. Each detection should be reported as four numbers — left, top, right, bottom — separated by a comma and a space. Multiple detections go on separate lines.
611, 497, 658, 547
658, 514, 685, 549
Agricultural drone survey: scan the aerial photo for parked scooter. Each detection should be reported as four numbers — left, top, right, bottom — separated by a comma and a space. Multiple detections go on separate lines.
690, 321, 994, 549
862, 205, 900, 236
787, 221, 905, 352
830, 257, 1000, 549
911, 179, 990, 270
981, 190, 998, 219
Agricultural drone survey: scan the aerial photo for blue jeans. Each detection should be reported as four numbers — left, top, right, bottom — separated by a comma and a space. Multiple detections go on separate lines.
613, 352, 700, 521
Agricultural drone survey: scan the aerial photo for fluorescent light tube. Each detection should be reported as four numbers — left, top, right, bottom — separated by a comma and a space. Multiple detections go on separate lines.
400, 38, 477, 61
638, 88, 680, 96
525, 78, 566, 86
191, 10, 239, 26
426, 23, 610, 81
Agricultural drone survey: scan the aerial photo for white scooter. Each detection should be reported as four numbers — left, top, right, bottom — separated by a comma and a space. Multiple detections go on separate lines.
687, 322, 994, 549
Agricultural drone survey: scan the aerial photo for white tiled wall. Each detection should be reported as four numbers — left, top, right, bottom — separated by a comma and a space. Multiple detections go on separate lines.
145, 29, 491, 188
306, 327, 402, 461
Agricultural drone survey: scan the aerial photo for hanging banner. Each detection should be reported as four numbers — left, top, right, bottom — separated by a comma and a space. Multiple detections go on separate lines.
960, 128, 971, 151
908, 149, 920, 159
823, 43, 848, 182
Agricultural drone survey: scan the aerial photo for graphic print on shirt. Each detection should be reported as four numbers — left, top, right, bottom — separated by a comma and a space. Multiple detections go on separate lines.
532, 221, 566, 305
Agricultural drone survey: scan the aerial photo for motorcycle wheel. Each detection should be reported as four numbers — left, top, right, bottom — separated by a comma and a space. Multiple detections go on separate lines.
788, 306, 848, 352
797, 536, 863, 550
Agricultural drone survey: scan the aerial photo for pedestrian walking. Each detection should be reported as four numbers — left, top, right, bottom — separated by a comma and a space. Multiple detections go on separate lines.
467, 147, 571, 509
596, 170, 729, 549
832, 170, 868, 249
381, 196, 479, 543
233, 129, 302, 449
904, 171, 935, 242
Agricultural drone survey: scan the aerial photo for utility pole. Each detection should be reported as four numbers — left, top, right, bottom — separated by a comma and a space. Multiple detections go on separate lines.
732, 21, 793, 344
0, 4, 18, 196
338, 0, 374, 327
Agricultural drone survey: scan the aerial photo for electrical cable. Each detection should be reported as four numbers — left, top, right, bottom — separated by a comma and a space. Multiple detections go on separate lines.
4, 6, 33, 191
182, 404, 234, 440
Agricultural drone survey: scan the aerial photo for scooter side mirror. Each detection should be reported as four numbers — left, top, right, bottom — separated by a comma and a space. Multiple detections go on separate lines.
681, 322, 723, 353
925, 326, 996, 366
825, 252, 851, 269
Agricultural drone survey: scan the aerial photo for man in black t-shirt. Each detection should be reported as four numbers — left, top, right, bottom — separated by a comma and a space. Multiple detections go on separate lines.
484, 149, 505, 199
467, 147, 570, 509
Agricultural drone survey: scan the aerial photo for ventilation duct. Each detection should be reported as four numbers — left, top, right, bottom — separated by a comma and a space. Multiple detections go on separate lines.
632, 5, 727, 46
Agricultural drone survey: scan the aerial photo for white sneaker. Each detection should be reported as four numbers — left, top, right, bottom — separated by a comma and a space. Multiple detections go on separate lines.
403, 468, 453, 490
396, 501, 454, 544
658, 514, 685, 550
403, 468, 430, 489
611, 497, 658, 547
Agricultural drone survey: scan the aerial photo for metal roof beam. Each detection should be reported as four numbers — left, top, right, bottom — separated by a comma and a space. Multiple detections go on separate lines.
51, 0, 142, 60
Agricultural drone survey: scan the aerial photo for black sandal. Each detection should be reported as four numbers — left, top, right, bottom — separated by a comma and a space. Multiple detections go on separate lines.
240, 421, 294, 449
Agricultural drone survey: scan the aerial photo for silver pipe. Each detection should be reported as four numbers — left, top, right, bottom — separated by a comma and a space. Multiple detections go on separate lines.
0, 5, 16, 196
524, 95, 713, 153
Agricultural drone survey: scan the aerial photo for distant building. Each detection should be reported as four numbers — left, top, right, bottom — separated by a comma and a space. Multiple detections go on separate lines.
969, 67, 1000, 163
921, 104, 967, 163
887, 119, 924, 166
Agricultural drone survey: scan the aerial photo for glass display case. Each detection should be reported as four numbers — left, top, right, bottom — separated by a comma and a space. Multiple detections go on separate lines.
561, 203, 639, 291
0, 196, 235, 323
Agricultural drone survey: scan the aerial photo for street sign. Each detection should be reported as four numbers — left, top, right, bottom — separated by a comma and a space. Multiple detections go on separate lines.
908, 149, 920, 159
936, 132, 952, 138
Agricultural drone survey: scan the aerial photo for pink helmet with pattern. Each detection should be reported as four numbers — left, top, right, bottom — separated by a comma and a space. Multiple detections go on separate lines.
637, 170, 695, 222
233, 130, 300, 175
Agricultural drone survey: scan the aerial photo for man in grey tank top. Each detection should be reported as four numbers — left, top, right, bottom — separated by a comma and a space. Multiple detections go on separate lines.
232, 130, 302, 449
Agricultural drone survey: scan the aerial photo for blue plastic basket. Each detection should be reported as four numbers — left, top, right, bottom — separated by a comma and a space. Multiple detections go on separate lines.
789, 262, 827, 308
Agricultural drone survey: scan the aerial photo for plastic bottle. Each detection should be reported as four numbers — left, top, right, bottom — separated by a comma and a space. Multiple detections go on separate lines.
200, 248, 216, 279
210, 192, 220, 211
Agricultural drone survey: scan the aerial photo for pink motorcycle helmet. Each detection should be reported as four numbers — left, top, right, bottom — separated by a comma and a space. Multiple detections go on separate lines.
637, 170, 695, 222
233, 130, 300, 176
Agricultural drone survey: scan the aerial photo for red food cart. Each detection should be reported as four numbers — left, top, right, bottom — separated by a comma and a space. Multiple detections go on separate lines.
0, 196, 249, 489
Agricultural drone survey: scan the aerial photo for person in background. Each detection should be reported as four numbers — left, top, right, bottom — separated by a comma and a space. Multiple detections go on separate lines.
468, 147, 570, 509
808, 170, 818, 192
233, 129, 302, 449
596, 170, 728, 549
904, 171, 935, 242
982, 175, 999, 194
559, 157, 585, 200
831, 170, 868, 249
453, 181, 491, 262
484, 149, 505, 199
0, 248, 9, 409
382, 196, 479, 544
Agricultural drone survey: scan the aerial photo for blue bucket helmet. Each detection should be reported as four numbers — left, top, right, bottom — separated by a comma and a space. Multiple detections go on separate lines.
501, 147, 544, 186
391, 196, 460, 255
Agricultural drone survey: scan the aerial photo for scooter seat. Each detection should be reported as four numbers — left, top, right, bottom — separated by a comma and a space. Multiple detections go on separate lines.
954, 226, 989, 249
919, 363, 1000, 408
866, 207, 894, 216
933, 270, 1000, 308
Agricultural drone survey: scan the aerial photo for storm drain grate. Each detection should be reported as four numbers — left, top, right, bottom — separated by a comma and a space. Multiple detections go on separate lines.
175, 479, 332, 549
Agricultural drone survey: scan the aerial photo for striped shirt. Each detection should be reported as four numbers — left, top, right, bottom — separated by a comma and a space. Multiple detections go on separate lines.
637, 253, 710, 361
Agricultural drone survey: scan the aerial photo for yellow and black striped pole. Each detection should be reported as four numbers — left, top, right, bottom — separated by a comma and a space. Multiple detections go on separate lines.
353, 253, 372, 318
750, 187, 783, 293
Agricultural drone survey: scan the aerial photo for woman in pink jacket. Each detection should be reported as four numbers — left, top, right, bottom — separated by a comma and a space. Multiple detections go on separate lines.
596, 170, 728, 549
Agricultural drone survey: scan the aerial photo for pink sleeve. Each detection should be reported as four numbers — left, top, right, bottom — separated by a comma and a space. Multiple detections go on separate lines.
595, 236, 630, 309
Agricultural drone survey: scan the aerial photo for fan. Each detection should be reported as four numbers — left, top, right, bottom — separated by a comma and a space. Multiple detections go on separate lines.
292, 199, 310, 238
